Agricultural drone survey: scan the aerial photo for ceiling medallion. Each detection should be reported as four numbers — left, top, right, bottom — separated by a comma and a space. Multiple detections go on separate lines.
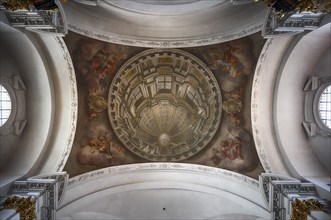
108, 49, 222, 161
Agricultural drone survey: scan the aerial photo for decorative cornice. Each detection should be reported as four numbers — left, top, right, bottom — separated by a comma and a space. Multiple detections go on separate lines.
259, 173, 299, 210
53, 36, 78, 172
28, 172, 68, 206
271, 182, 317, 220
67, 23, 263, 48
68, 163, 259, 188
8, 172, 68, 220
251, 39, 274, 173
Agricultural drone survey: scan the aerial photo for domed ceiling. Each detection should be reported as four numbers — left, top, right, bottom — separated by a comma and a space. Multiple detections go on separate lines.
63, 31, 266, 179
108, 49, 222, 161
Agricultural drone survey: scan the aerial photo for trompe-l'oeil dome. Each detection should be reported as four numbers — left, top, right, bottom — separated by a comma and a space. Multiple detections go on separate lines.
108, 49, 222, 161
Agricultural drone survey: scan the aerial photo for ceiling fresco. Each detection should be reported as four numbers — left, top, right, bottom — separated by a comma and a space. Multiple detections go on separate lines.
63, 31, 266, 179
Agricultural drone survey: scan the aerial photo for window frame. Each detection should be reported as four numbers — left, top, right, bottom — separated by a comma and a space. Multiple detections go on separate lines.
0, 75, 26, 135
0, 81, 17, 129
313, 83, 331, 132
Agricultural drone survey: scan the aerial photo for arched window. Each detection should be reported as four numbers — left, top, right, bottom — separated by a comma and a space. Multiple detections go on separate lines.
0, 75, 26, 135
0, 84, 12, 127
319, 85, 331, 129
303, 76, 331, 137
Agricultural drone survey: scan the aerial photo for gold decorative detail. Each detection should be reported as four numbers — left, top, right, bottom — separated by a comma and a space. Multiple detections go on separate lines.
223, 98, 242, 115
2, 0, 34, 10
87, 89, 107, 119
158, 57, 173, 64
78, 130, 113, 167
290, 199, 324, 220
2, 0, 67, 11
261, 0, 331, 13
0, 196, 36, 220
262, 0, 275, 7
295, 0, 331, 13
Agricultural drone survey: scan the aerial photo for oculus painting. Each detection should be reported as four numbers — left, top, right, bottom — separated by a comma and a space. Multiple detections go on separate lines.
63, 31, 266, 179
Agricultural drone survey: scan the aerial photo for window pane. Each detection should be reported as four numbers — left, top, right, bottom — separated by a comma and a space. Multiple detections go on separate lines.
319, 85, 331, 129
0, 85, 12, 126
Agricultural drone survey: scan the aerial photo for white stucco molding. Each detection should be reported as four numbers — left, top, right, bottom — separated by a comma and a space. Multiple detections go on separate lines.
273, 23, 331, 197
0, 24, 77, 191
67, 163, 259, 187
252, 23, 331, 200
105, 0, 227, 15
0, 22, 54, 191
25, 34, 78, 174
67, 23, 264, 48
62, 1, 267, 48
259, 173, 299, 210
53, 36, 78, 172
58, 163, 270, 219
251, 37, 294, 176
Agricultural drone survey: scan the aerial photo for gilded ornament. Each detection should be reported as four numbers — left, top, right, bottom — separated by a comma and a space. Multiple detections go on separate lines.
87, 89, 107, 119
78, 130, 113, 167
2, 0, 34, 10
223, 98, 243, 115
0, 196, 36, 220
290, 199, 324, 220
261, 0, 331, 13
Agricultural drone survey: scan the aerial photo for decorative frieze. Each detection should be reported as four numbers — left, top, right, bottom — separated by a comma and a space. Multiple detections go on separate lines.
68, 163, 259, 188
260, 173, 329, 220
1, 0, 67, 36
72, 0, 97, 6
53, 36, 78, 172
67, 23, 263, 48
262, 8, 325, 38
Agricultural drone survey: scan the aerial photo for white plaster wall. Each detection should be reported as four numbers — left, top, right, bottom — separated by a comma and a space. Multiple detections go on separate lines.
251, 36, 294, 176
274, 23, 331, 197
0, 21, 54, 191
57, 163, 271, 220
0, 17, 77, 194
308, 46, 331, 173
23, 33, 78, 175
0, 38, 22, 169
252, 22, 331, 200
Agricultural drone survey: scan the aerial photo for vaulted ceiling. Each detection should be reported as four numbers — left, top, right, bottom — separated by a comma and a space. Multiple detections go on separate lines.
0, 1, 330, 219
